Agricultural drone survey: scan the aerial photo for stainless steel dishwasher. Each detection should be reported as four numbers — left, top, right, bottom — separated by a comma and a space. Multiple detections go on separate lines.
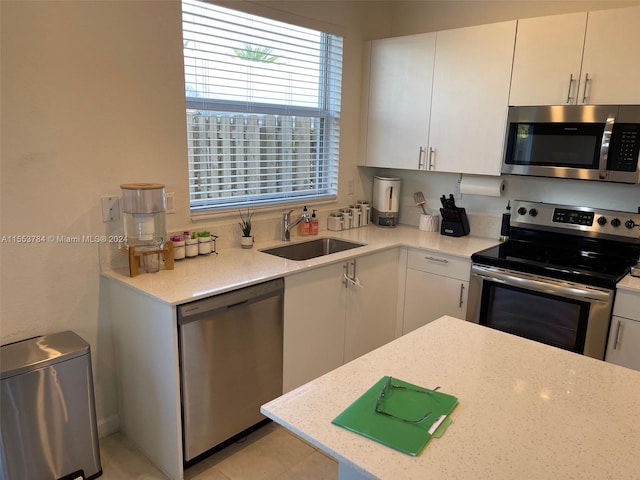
178, 278, 284, 464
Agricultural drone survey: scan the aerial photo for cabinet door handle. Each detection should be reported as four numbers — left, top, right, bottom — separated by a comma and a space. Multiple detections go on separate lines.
613, 319, 622, 350
565, 73, 575, 104
458, 283, 465, 308
428, 147, 435, 170
424, 255, 448, 264
342, 262, 350, 288
418, 146, 426, 169
343, 260, 361, 288
581, 73, 592, 104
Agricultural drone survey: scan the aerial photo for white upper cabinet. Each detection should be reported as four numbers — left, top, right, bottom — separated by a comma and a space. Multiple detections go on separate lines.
362, 21, 516, 175
363, 33, 436, 169
428, 20, 517, 175
580, 6, 640, 105
510, 12, 587, 106
510, 6, 640, 106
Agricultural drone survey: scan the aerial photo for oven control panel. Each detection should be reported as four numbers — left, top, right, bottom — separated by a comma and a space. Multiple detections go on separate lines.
512, 200, 640, 241
553, 208, 595, 226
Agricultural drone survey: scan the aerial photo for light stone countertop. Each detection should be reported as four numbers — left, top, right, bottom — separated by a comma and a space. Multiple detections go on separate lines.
617, 272, 640, 294
101, 225, 499, 305
261, 316, 640, 480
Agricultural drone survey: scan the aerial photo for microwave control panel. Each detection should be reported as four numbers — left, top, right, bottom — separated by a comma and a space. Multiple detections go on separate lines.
609, 124, 640, 172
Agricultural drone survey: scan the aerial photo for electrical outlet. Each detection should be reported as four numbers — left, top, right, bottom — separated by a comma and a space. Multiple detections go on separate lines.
101, 196, 121, 222
166, 192, 175, 214
347, 179, 355, 195
454, 175, 462, 200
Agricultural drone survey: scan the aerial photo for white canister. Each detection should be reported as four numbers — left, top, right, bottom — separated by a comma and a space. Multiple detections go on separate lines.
357, 200, 371, 226
327, 212, 344, 231
349, 204, 362, 228
185, 238, 198, 257
172, 237, 186, 260
419, 214, 440, 232
198, 235, 212, 255
339, 208, 353, 229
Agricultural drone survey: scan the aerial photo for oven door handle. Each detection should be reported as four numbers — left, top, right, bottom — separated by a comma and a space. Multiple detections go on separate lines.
471, 265, 613, 303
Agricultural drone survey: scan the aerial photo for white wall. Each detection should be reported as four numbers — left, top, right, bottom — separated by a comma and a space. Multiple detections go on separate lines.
2, 0, 639, 437
0, 0, 374, 437
379, 0, 640, 37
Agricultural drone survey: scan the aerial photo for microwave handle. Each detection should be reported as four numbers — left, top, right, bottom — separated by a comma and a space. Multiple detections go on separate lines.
598, 114, 616, 180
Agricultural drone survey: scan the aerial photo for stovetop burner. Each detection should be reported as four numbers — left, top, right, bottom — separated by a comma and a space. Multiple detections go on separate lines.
472, 201, 640, 289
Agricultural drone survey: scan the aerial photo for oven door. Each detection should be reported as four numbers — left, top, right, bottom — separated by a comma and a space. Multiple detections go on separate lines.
468, 264, 614, 359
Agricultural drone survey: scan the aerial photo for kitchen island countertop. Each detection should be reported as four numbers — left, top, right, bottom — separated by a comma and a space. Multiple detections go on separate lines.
262, 316, 640, 480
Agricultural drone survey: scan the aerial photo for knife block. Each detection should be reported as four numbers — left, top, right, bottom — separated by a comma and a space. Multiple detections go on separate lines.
439, 207, 470, 237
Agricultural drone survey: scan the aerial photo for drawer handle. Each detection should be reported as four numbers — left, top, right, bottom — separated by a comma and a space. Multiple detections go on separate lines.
424, 256, 448, 264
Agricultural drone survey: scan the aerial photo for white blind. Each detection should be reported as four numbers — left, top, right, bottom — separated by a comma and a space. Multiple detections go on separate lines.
181, 0, 343, 212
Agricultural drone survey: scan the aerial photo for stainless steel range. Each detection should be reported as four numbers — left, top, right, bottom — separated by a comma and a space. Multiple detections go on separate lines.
468, 200, 640, 359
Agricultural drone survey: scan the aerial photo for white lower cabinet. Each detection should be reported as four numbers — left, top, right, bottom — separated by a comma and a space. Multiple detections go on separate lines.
283, 249, 399, 392
344, 249, 400, 363
606, 289, 640, 371
402, 248, 470, 335
283, 262, 345, 393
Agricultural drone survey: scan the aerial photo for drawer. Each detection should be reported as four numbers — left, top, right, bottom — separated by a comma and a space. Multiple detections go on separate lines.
613, 290, 640, 321
406, 248, 470, 281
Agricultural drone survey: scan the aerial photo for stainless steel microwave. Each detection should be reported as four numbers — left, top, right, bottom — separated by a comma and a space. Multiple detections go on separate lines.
502, 105, 640, 183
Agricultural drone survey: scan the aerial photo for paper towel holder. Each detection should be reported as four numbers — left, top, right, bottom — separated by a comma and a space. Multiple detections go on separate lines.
459, 174, 505, 197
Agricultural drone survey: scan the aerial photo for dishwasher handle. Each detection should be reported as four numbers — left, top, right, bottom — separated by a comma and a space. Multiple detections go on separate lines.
178, 278, 284, 324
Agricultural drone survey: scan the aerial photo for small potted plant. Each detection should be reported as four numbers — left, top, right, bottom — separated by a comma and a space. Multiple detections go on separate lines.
239, 208, 254, 248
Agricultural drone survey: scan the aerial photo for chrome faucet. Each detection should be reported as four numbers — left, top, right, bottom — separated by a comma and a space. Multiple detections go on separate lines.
282, 209, 307, 241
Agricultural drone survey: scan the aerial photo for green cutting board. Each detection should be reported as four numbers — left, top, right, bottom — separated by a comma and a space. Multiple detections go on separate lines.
331, 376, 458, 456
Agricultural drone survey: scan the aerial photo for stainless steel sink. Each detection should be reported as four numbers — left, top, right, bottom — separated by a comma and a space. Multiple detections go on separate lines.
260, 237, 366, 261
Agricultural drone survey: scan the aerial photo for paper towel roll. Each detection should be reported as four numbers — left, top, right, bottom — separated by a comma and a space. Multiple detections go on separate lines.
460, 175, 504, 197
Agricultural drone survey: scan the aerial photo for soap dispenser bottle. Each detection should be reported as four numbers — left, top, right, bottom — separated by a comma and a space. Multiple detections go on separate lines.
298, 206, 310, 236
499, 200, 511, 243
310, 209, 319, 235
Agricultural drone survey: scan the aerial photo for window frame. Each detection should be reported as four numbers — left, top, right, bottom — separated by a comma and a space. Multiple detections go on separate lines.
181, 0, 343, 216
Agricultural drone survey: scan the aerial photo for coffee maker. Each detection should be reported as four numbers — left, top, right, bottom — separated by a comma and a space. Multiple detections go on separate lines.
372, 176, 401, 227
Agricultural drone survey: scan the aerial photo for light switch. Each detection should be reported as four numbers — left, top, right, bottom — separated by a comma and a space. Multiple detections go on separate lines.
347, 179, 354, 195
166, 192, 175, 214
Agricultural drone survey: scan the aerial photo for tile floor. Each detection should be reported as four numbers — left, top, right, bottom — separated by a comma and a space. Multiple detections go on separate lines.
99, 422, 338, 480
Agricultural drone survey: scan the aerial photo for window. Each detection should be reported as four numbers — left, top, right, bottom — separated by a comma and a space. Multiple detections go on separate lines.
181, 0, 343, 213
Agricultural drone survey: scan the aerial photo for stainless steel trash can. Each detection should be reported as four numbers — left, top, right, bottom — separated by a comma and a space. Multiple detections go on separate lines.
1, 331, 102, 480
